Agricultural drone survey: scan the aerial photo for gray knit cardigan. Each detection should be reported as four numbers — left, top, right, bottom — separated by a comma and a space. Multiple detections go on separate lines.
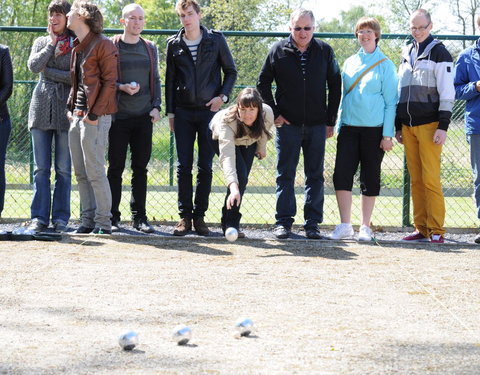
27, 36, 72, 131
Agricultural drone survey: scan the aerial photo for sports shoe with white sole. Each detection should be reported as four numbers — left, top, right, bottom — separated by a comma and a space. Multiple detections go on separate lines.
358, 225, 373, 241
329, 223, 354, 240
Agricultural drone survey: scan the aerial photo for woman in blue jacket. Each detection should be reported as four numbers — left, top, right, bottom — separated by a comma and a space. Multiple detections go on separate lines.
329, 17, 398, 241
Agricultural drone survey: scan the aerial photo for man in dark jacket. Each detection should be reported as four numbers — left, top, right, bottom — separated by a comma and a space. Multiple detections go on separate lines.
165, 0, 237, 236
257, 8, 341, 239
0, 45, 13, 219
108, 3, 161, 234
66, 0, 118, 234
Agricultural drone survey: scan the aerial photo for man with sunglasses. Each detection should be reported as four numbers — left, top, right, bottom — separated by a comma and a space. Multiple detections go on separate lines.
395, 9, 455, 244
257, 8, 341, 239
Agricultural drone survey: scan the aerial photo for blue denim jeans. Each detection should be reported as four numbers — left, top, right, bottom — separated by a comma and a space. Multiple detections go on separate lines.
467, 134, 480, 219
174, 108, 215, 219
0, 115, 11, 216
69, 115, 112, 230
30, 128, 71, 226
275, 124, 327, 229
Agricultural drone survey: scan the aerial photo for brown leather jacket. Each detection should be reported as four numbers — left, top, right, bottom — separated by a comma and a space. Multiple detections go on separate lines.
68, 32, 118, 116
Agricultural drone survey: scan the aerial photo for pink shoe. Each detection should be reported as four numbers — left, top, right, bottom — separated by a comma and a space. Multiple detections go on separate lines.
430, 234, 444, 244
402, 231, 429, 242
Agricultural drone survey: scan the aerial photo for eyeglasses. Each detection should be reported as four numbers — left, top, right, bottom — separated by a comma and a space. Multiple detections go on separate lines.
357, 30, 374, 35
293, 26, 313, 31
410, 23, 430, 32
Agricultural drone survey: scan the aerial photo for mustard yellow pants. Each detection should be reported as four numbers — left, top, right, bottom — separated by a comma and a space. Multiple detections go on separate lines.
402, 122, 446, 237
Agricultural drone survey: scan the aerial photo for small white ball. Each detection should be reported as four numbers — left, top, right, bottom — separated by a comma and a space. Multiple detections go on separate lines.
225, 227, 238, 242
172, 324, 192, 345
130, 81, 138, 87
118, 330, 138, 351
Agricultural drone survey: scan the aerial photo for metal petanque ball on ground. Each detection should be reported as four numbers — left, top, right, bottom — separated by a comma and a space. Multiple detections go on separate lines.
172, 324, 192, 345
234, 317, 254, 337
118, 330, 139, 351
225, 227, 238, 242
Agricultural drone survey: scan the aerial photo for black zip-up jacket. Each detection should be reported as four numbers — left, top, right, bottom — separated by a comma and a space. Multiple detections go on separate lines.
0, 45, 13, 121
165, 26, 237, 114
257, 37, 341, 126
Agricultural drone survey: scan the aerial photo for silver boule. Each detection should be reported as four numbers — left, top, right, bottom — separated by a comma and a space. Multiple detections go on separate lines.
130, 81, 138, 87
172, 324, 192, 345
225, 227, 238, 242
234, 317, 254, 337
118, 330, 139, 351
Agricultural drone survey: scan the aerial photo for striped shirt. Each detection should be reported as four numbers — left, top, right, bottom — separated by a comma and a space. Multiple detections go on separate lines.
183, 35, 202, 63
295, 48, 309, 75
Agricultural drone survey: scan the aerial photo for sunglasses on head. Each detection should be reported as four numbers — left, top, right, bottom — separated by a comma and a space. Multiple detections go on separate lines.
293, 26, 313, 31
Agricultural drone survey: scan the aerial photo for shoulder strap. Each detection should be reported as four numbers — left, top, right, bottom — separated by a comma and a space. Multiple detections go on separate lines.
346, 58, 387, 94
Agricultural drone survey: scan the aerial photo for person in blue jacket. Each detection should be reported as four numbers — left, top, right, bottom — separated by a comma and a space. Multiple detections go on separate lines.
454, 16, 480, 243
329, 17, 398, 242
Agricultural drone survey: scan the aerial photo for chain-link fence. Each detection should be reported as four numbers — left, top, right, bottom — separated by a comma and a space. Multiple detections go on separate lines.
0, 27, 477, 228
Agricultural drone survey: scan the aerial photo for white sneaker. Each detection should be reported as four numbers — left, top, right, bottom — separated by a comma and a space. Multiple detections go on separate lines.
358, 225, 373, 241
329, 223, 354, 240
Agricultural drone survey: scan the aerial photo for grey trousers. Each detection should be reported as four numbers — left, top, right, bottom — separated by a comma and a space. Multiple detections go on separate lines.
69, 115, 112, 230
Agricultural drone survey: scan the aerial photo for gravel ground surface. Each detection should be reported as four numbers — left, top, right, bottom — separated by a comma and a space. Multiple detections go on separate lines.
1, 220, 480, 244
0, 221, 479, 374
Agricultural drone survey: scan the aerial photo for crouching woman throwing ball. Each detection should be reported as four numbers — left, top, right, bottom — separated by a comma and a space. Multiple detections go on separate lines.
211, 88, 274, 237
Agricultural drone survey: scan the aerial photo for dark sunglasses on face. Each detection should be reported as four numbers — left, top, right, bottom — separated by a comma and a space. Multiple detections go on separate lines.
293, 26, 313, 31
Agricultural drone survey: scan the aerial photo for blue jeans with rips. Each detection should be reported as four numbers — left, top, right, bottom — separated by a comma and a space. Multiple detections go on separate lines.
30, 128, 71, 226
275, 124, 327, 229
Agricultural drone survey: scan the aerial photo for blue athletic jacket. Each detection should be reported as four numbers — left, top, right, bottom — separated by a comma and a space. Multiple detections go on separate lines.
454, 38, 480, 135
337, 46, 398, 137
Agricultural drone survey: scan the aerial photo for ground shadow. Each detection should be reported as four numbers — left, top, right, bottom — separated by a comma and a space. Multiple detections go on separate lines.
107, 234, 358, 260
371, 240, 467, 253
364, 340, 480, 374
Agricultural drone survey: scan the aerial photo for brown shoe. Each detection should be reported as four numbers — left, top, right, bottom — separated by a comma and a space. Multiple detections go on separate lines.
238, 230, 246, 239
193, 217, 209, 236
173, 218, 192, 236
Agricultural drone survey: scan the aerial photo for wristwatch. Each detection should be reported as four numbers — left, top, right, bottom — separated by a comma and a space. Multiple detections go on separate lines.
219, 94, 228, 103
383, 136, 392, 141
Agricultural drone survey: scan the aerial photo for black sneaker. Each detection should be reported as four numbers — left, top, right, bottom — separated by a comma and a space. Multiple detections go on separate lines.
133, 218, 154, 234
53, 222, 68, 233
111, 218, 121, 232
28, 220, 48, 233
305, 226, 322, 239
75, 225, 95, 234
92, 227, 112, 235
273, 225, 290, 239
